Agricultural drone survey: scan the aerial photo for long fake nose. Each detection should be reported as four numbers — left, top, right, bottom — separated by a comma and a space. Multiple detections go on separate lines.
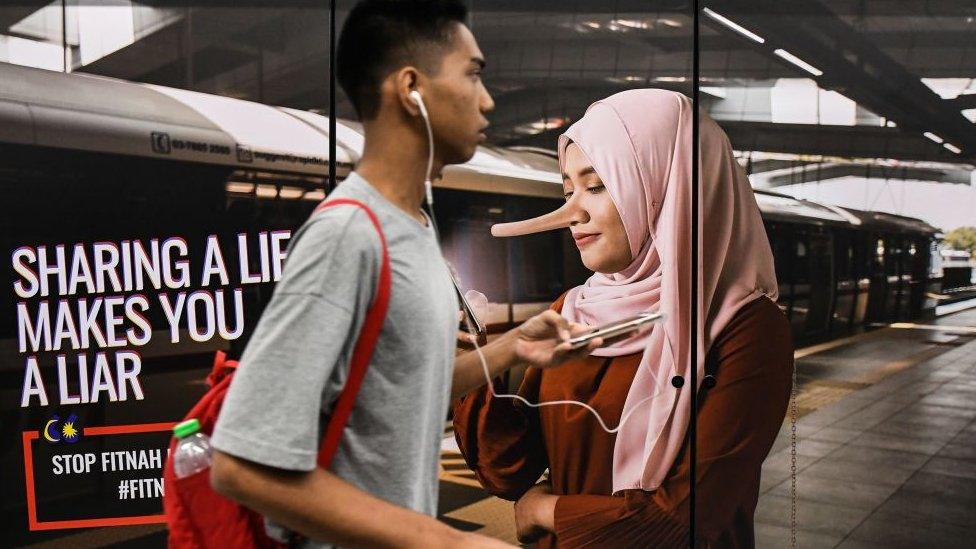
490, 200, 580, 237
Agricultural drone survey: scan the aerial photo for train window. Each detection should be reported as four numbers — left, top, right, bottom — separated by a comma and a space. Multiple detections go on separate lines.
433, 189, 510, 303
767, 224, 792, 283
505, 195, 581, 302
432, 189, 586, 327
833, 231, 854, 280
929, 240, 943, 279
793, 234, 811, 284
885, 237, 902, 276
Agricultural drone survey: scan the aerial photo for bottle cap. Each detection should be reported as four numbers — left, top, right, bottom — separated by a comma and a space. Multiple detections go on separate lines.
174, 419, 201, 439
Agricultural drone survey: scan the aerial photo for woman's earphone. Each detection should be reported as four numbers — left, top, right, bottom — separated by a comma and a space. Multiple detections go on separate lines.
408, 90, 436, 213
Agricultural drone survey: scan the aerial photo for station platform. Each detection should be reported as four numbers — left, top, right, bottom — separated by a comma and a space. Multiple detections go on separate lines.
24, 311, 974, 548
437, 307, 976, 547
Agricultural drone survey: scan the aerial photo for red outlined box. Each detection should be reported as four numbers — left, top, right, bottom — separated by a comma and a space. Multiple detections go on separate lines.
22, 422, 176, 531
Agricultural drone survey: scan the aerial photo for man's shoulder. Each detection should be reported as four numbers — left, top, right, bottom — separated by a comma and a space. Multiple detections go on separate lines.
283, 201, 383, 277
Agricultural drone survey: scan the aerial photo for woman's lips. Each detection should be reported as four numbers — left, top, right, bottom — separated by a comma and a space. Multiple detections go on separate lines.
573, 233, 599, 248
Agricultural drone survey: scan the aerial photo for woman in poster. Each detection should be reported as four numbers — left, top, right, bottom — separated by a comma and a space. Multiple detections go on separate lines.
453, 89, 794, 547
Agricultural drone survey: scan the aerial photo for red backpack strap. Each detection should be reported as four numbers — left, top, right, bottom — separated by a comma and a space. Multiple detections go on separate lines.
206, 350, 239, 388
311, 199, 392, 469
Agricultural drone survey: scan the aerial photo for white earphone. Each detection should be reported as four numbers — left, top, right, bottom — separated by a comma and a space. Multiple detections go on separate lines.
409, 90, 435, 210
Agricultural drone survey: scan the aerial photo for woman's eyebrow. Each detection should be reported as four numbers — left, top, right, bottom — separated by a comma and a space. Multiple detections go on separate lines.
561, 166, 597, 180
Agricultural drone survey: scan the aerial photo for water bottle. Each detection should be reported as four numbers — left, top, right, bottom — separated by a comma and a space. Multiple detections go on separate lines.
172, 419, 213, 479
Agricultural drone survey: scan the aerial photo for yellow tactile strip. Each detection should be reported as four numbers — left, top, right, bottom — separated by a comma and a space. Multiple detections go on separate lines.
794, 380, 865, 417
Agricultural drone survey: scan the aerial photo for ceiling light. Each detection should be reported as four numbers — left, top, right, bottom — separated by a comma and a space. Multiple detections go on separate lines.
611, 19, 650, 30
943, 142, 962, 154
605, 75, 647, 85
513, 117, 569, 136
655, 76, 687, 83
603, 74, 647, 84
923, 132, 944, 144
702, 8, 765, 44
530, 117, 567, 131
773, 48, 823, 77
658, 18, 683, 28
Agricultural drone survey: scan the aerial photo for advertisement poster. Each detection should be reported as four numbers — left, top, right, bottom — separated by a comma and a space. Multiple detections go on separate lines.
1, 148, 308, 546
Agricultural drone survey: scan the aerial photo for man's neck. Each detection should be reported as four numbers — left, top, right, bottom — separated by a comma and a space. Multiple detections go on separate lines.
355, 126, 441, 225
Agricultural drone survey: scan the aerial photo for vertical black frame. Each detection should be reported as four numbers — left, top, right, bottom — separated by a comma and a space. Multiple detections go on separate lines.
689, 0, 701, 546
329, 0, 337, 192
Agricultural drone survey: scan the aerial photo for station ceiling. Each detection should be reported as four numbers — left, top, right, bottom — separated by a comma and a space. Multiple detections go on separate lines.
2, 0, 975, 170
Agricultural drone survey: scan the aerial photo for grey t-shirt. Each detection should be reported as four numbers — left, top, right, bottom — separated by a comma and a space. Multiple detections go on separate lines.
212, 173, 458, 545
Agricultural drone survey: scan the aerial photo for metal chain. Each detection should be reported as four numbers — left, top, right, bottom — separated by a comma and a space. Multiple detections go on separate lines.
790, 364, 798, 549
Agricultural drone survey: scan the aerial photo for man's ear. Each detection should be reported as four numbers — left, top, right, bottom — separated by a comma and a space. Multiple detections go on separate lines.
394, 66, 423, 117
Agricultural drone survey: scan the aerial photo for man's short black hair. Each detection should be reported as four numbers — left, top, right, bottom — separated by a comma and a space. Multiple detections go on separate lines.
337, 0, 469, 120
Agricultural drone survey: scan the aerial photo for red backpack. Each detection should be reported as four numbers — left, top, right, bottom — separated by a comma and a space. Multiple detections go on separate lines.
163, 199, 391, 548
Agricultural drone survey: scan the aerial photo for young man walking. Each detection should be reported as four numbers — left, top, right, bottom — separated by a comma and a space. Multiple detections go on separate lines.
209, 1, 598, 547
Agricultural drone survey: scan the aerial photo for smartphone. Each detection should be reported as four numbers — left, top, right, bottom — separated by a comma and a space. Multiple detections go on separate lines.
567, 312, 664, 350
452, 275, 486, 337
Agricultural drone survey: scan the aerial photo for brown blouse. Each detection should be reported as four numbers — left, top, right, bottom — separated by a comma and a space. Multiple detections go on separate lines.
453, 295, 793, 548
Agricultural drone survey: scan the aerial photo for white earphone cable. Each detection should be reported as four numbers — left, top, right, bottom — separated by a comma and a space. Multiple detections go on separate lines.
412, 91, 437, 220
460, 312, 665, 434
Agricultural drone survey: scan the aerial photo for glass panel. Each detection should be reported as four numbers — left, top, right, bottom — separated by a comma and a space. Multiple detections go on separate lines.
0, 3, 332, 546
412, 1, 696, 545
700, 2, 976, 547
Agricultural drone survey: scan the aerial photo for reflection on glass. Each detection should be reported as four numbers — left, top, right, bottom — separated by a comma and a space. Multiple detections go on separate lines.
0, 3, 334, 546
1, 3, 333, 108
701, 3, 976, 547
436, 2, 709, 548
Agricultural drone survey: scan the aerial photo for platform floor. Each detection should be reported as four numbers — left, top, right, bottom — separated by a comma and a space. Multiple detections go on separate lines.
25, 311, 975, 548
437, 308, 976, 548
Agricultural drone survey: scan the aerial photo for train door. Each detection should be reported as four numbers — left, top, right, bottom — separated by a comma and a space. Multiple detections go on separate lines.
790, 231, 812, 339
805, 230, 834, 339
884, 235, 905, 321
766, 223, 797, 335
864, 234, 889, 324
906, 238, 928, 319
831, 229, 857, 335
851, 230, 872, 328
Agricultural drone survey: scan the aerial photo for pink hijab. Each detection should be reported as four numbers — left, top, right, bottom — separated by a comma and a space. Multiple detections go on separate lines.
498, 89, 777, 492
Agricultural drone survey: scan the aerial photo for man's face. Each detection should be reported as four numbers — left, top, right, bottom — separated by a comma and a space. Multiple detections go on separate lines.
424, 23, 495, 166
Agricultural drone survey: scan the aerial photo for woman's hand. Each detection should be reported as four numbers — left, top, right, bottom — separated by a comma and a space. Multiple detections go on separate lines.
514, 482, 558, 543
514, 310, 602, 369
